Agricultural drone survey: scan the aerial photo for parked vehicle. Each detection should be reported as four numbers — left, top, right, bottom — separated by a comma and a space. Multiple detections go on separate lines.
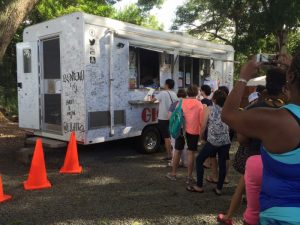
16, 12, 234, 153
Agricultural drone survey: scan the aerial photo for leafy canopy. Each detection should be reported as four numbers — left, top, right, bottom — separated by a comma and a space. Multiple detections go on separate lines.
174, 0, 300, 54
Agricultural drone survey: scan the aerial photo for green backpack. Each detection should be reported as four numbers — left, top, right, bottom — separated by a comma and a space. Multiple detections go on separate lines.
169, 99, 185, 139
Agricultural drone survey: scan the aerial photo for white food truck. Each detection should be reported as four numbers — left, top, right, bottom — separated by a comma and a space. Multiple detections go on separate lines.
16, 12, 234, 153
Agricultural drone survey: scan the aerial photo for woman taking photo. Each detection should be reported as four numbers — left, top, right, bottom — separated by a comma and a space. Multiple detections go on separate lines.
221, 54, 300, 224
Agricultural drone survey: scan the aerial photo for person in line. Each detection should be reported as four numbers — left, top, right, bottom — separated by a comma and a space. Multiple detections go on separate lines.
187, 90, 230, 195
199, 85, 213, 169
152, 79, 178, 161
218, 68, 288, 225
206, 86, 232, 184
168, 89, 188, 168
200, 85, 213, 106
166, 85, 204, 184
222, 54, 300, 224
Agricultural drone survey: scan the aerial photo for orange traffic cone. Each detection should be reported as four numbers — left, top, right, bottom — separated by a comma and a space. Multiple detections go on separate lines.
60, 132, 82, 174
0, 175, 12, 203
23, 138, 51, 190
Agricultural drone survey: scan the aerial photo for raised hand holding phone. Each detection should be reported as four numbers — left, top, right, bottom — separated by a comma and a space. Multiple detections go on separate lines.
240, 58, 261, 82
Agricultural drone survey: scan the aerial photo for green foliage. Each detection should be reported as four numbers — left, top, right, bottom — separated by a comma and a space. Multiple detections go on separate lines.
174, 0, 300, 80
174, 0, 300, 53
34, 0, 115, 20
137, 0, 164, 11
113, 4, 143, 25
113, 4, 163, 30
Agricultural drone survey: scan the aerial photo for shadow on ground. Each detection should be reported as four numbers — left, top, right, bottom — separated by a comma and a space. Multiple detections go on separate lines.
0, 124, 245, 225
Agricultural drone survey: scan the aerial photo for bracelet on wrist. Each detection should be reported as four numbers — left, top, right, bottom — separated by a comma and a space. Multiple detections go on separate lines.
237, 78, 248, 84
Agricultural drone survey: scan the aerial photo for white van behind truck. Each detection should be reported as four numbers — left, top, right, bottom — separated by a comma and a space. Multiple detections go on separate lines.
16, 12, 234, 153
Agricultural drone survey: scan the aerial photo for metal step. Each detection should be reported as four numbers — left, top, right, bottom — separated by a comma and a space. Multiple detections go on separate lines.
25, 136, 67, 148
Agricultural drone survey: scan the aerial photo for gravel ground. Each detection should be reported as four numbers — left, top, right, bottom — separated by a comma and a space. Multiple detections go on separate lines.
0, 121, 245, 225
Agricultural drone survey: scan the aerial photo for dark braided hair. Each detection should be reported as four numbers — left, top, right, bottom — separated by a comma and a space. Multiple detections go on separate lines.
289, 53, 300, 87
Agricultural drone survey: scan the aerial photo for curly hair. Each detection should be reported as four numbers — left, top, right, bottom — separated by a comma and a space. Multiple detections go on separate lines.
266, 68, 286, 96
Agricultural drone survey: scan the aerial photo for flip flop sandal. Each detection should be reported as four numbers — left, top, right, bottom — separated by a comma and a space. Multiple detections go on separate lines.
213, 188, 222, 196
186, 186, 204, 193
206, 176, 218, 184
217, 213, 233, 225
165, 173, 176, 181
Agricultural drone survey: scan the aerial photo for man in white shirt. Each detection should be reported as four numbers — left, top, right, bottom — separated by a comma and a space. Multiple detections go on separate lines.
152, 79, 178, 160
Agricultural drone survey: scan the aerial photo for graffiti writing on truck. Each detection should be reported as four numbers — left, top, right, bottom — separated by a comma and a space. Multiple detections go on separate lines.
63, 70, 84, 83
63, 70, 84, 94
141, 108, 158, 123
65, 99, 76, 119
63, 122, 85, 134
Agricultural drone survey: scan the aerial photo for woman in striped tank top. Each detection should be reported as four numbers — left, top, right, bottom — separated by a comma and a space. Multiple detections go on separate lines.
222, 53, 300, 225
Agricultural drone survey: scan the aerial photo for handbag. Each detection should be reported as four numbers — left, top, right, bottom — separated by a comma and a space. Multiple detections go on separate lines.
232, 145, 251, 174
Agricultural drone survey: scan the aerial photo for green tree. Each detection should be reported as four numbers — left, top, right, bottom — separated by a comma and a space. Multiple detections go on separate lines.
173, 0, 300, 54
113, 4, 163, 30
137, 0, 164, 11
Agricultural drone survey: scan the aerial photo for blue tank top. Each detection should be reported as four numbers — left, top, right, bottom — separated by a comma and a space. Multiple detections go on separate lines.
260, 104, 300, 224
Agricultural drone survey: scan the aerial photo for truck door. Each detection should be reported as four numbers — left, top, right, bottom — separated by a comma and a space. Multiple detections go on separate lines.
16, 42, 40, 130
40, 37, 62, 133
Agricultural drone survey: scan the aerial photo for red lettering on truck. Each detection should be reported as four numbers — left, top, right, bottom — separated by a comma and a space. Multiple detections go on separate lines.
142, 108, 151, 122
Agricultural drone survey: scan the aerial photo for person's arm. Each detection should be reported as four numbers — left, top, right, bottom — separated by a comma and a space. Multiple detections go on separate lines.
200, 106, 209, 138
221, 59, 298, 153
221, 59, 279, 139
151, 92, 161, 102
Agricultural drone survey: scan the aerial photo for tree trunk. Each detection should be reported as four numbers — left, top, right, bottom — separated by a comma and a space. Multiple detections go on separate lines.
0, 0, 39, 63
277, 29, 288, 54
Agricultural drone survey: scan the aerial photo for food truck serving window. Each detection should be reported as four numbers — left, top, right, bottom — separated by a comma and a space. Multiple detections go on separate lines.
129, 47, 160, 89
178, 56, 211, 88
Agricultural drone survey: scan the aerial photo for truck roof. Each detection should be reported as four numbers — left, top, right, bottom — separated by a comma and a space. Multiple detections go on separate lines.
24, 12, 234, 56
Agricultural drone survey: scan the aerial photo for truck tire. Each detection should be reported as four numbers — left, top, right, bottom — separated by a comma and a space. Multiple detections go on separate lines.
138, 126, 161, 154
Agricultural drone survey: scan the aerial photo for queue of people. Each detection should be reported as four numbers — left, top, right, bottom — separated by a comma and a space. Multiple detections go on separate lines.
154, 52, 300, 225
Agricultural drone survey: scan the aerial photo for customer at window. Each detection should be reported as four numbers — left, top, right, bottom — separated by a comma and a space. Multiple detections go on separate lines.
166, 85, 204, 184
152, 79, 178, 161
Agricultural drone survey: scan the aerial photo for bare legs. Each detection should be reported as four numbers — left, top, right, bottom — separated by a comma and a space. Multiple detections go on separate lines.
169, 149, 195, 179
164, 138, 172, 159
171, 150, 182, 176
223, 175, 245, 219
225, 160, 231, 183
207, 158, 231, 183
187, 150, 195, 178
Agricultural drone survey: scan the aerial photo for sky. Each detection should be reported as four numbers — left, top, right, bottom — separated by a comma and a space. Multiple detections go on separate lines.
114, 0, 186, 31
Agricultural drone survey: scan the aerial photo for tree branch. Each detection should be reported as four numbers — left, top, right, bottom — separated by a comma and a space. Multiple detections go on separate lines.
190, 26, 232, 45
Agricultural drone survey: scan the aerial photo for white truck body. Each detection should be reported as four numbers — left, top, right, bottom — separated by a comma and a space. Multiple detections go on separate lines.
16, 12, 234, 150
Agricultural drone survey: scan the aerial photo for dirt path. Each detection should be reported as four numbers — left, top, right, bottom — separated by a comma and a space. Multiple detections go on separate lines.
0, 122, 245, 225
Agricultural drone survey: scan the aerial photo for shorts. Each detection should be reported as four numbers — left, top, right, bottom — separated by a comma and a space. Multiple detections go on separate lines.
209, 144, 231, 160
175, 132, 199, 151
158, 120, 170, 139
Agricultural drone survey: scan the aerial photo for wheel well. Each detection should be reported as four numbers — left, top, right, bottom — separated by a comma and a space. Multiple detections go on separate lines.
142, 124, 162, 143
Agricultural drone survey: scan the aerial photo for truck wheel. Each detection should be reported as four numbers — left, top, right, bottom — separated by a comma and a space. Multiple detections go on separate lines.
138, 126, 161, 154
